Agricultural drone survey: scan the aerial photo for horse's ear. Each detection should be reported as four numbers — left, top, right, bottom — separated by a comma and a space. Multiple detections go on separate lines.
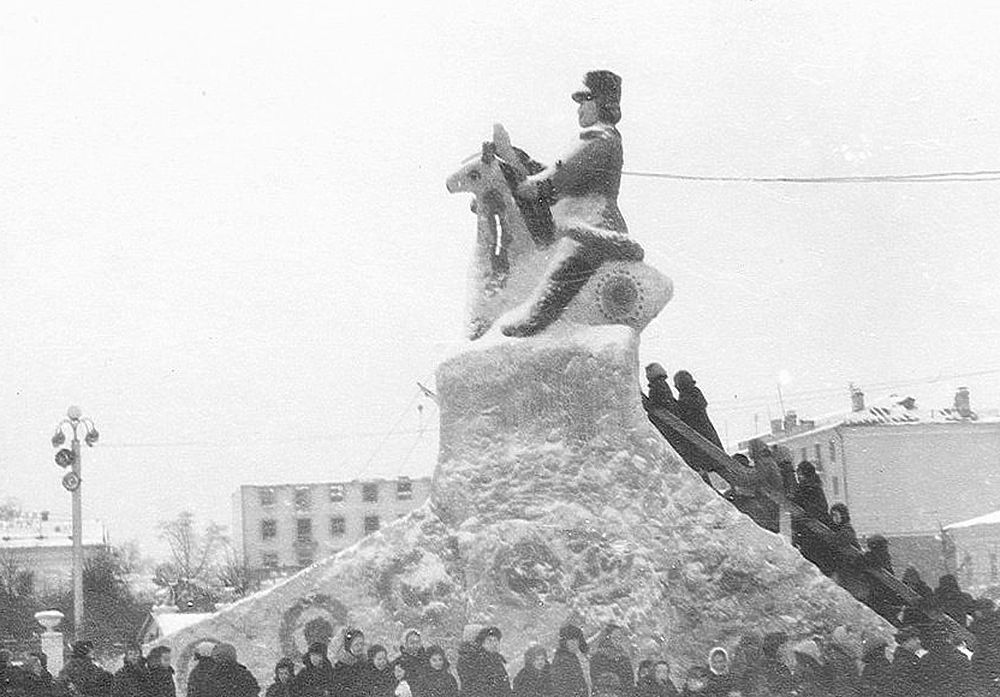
481, 141, 496, 164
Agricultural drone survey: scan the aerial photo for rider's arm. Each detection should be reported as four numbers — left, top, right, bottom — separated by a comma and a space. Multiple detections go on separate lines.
523, 128, 621, 204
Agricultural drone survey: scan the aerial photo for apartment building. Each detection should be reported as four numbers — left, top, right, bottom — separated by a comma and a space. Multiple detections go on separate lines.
232, 476, 432, 577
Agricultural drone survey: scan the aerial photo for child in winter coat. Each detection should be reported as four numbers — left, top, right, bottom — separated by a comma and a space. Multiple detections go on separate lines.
513, 645, 552, 697
367, 645, 397, 697
393, 660, 413, 697
265, 658, 296, 697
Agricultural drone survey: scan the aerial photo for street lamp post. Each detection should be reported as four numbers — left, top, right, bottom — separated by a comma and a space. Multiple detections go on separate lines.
51, 405, 99, 640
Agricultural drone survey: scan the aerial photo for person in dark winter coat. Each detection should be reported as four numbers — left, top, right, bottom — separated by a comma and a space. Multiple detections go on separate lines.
789, 461, 835, 575
393, 660, 414, 697
18, 653, 55, 697
422, 646, 459, 697
58, 641, 114, 697
266, 658, 297, 697
863, 536, 902, 624
210, 643, 259, 697
367, 646, 397, 697
592, 673, 626, 697
334, 628, 370, 697
899, 567, 935, 627
589, 625, 634, 696
645, 364, 677, 412
829, 503, 860, 552
294, 642, 336, 697
857, 640, 891, 697
396, 630, 428, 697
186, 643, 218, 697
918, 622, 973, 697
970, 598, 1000, 695
513, 645, 553, 697
886, 627, 924, 697
146, 646, 177, 697
934, 574, 975, 628
550, 625, 590, 697
112, 643, 149, 697
637, 661, 677, 697
672, 371, 723, 450
457, 626, 511, 697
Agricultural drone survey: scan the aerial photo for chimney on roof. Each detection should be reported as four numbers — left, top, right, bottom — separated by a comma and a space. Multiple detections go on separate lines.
850, 385, 865, 412
955, 387, 972, 418
784, 410, 798, 433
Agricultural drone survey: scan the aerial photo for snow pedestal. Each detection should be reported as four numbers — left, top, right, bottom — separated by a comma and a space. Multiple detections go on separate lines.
34, 610, 65, 676
150, 326, 890, 693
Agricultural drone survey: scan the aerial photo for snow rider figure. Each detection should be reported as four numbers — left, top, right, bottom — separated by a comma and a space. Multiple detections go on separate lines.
495, 70, 644, 337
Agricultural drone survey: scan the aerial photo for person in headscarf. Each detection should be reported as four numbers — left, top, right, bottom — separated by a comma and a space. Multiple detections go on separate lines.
58, 640, 114, 697
396, 629, 428, 696
645, 364, 677, 412
789, 461, 835, 575
366, 645, 397, 697
672, 371, 723, 450
422, 646, 459, 697
266, 658, 297, 697
550, 625, 590, 697
334, 628, 370, 697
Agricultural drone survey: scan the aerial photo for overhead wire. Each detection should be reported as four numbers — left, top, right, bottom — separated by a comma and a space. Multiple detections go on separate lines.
623, 168, 1000, 184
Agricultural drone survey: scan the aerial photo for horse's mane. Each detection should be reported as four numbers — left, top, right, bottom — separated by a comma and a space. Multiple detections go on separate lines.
498, 152, 555, 247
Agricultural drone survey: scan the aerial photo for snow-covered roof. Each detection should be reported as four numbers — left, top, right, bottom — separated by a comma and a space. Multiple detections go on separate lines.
0, 517, 106, 549
154, 611, 215, 638
945, 509, 1000, 531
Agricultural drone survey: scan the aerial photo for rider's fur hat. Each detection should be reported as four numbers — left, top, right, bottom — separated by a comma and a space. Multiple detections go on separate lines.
572, 70, 621, 107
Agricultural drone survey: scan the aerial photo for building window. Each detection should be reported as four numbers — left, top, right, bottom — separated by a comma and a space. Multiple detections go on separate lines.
362, 483, 379, 503
799, 448, 808, 464
814, 444, 823, 467
396, 478, 413, 500
829, 440, 837, 464
296, 518, 313, 543
330, 516, 346, 536
832, 476, 840, 497
364, 515, 380, 534
262, 552, 279, 568
259, 488, 276, 506
329, 484, 345, 503
297, 549, 314, 568
294, 487, 312, 510
261, 519, 277, 541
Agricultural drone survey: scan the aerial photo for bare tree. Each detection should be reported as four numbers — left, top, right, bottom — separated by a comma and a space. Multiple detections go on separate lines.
156, 512, 228, 608
216, 543, 259, 599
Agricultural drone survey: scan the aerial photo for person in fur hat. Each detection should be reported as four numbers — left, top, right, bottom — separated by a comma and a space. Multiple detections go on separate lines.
422, 646, 459, 697
513, 645, 553, 697
294, 641, 336, 697
551, 624, 590, 697
58, 640, 114, 697
112, 642, 148, 697
209, 643, 259, 697
333, 628, 370, 697
457, 626, 511, 697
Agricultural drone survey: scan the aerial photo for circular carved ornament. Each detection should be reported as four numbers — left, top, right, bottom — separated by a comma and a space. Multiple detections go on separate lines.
279, 594, 349, 658
595, 269, 645, 324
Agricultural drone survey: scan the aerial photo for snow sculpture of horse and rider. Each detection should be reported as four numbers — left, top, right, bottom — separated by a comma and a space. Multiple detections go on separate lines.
446, 70, 672, 340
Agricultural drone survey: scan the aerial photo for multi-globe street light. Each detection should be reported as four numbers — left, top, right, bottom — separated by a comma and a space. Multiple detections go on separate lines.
50, 405, 99, 640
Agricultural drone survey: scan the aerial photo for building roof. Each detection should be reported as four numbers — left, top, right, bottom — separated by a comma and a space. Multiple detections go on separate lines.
151, 610, 216, 639
0, 516, 107, 549
743, 394, 1000, 447
945, 509, 1000, 531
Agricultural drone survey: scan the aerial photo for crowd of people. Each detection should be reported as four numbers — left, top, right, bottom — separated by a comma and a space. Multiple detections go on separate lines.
10, 614, 1000, 697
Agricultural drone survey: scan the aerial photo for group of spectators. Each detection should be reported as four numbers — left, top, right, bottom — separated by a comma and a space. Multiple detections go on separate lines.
0, 640, 175, 697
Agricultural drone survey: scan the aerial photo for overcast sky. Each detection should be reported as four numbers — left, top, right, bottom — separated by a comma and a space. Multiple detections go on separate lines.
3, 1, 999, 557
